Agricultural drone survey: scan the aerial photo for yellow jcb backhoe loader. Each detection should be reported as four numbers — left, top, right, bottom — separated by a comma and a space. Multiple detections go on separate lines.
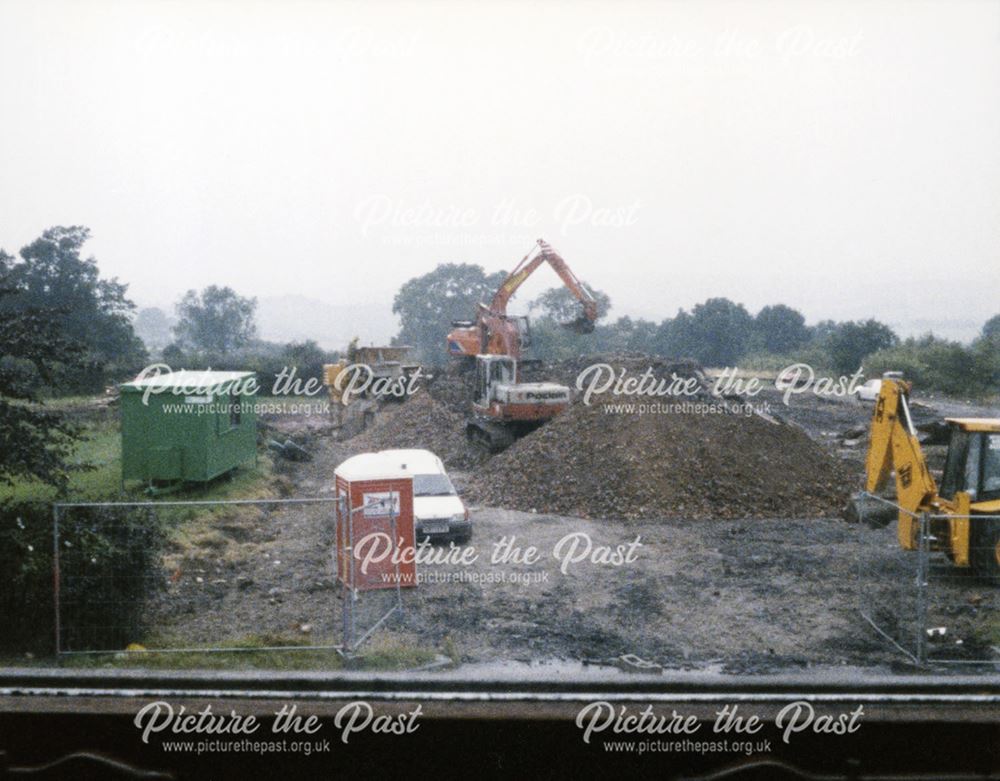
857, 376, 1000, 583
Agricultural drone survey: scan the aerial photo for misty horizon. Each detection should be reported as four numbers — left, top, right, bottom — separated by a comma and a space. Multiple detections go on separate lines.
2, 1, 999, 346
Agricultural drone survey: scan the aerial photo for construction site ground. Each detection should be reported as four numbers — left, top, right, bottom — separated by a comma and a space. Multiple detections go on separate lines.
149, 377, 1000, 675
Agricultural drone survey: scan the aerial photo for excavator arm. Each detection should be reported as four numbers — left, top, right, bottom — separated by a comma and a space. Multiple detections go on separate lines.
445, 239, 598, 361
864, 378, 938, 513
489, 239, 598, 333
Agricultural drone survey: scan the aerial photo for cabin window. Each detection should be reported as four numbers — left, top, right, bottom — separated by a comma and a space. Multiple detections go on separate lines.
964, 435, 982, 501
229, 392, 241, 428
940, 428, 970, 500
981, 433, 1000, 497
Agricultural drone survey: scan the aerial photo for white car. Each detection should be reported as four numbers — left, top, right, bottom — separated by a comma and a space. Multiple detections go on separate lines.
378, 449, 471, 543
855, 379, 882, 401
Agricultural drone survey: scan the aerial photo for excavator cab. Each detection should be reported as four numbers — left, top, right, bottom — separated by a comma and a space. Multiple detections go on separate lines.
467, 354, 571, 452
939, 423, 1000, 504
445, 239, 598, 360
474, 355, 516, 407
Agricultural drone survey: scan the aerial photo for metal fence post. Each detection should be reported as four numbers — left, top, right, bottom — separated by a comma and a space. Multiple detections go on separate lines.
390, 496, 403, 617
915, 512, 930, 665
347, 504, 356, 653
856, 496, 867, 619
52, 504, 60, 658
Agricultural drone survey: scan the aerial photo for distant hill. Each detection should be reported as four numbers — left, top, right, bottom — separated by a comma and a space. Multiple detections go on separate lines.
257, 295, 398, 350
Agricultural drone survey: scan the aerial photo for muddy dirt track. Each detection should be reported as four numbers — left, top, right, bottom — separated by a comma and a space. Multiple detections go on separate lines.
148, 385, 1000, 674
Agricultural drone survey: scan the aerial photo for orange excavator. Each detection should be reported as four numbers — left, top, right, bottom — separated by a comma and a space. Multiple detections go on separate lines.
445, 239, 598, 362
445, 239, 600, 452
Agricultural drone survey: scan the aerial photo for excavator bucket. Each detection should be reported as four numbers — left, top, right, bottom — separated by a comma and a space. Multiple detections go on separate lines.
562, 314, 596, 334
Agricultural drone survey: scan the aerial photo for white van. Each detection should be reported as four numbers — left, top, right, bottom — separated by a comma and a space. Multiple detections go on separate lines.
855, 372, 903, 402
377, 449, 471, 543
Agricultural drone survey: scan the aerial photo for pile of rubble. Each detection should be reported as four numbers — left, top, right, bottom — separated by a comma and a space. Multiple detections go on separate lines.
344, 392, 484, 469
426, 364, 477, 415
465, 398, 856, 520
347, 352, 856, 519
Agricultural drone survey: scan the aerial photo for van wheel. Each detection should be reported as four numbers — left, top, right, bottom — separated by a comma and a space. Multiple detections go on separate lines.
970, 516, 1000, 585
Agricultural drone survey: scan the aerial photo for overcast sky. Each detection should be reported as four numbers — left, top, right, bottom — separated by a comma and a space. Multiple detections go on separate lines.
1, 0, 998, 343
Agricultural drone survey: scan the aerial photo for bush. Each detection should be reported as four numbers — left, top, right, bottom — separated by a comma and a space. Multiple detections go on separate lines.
0, 500, 165, 654
865, 336, 994, 397
158, 340, 340, 395
826, 320, 898, 375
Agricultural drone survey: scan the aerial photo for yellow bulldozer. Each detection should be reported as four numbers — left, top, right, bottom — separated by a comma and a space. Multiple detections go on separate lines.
855, 376, 1000, 583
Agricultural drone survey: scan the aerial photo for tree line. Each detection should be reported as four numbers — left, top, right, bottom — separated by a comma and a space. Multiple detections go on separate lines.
0, 226, 335, 489
392, 262, 1000, 394
2, 227, 999, 489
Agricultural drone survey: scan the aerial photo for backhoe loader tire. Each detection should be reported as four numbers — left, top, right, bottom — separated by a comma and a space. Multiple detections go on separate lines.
970, 516, 1000, 585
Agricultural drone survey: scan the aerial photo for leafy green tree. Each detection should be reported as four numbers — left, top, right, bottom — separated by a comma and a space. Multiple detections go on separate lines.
393, 263, 506, 364
751, 304, 809, 354
867, 335, 990, 396
283, 339, 334, 383
0, 253, 84, 488
173, 286, 258, 354
0, 226, 146, 391
583, 315, 660, 355
622, 317, 660, 353
529, 283, 610, 323
525, 284, 614, 360
655, 298, 753, 366
826, 319, 898, 374
981, 314, 1000, 341
808, 319, 840, 347
133, 307, 174, 352
971, 315, 1000, 390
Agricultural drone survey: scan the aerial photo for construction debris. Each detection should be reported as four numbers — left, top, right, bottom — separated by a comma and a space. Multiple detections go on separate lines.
344, 352, 856, 519
267, 438, 312, 462
346, 392, 486, 469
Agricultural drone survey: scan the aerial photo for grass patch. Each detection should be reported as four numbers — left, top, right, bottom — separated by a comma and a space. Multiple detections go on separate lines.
0, 418, 121, 504
54, 634, 438, 672
0, 396, 273, 507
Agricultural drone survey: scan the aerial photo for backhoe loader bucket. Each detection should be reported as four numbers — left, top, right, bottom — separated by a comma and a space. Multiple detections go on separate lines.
843, 493, 896, 528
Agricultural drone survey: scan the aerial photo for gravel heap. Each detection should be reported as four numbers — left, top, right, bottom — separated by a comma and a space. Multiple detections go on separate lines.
464, 398, 856, 520
426, 364, 477, 415
351, 352, 855, 520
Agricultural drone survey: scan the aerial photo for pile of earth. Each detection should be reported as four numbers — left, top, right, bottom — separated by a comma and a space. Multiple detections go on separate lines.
426, 363, 477, 415
345, 391, 484, 469
464, 397, 858, 520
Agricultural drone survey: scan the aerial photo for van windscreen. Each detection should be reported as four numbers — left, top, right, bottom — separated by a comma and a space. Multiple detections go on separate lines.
413, 473, 456, 497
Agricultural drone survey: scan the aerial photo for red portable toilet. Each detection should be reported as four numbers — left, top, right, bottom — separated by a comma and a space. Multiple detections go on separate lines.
334, 452, 417, 591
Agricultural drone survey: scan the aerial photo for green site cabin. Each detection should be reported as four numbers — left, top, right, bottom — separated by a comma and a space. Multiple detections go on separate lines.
119, 370, 258, 486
